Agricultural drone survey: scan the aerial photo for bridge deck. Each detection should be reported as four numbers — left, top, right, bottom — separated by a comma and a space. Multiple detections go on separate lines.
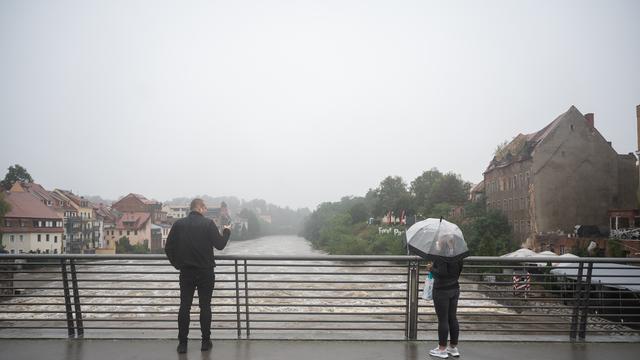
2, 339, 640, 360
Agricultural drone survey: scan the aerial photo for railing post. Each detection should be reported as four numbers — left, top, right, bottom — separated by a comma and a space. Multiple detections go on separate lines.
405, 262, 411, 339
243, 259, 250, 338
234, 260, 241, 338
569, 262, 584, 341
407, 260, 419, 340
578, 262, 593, 340
70, 259, 84, 337
60, 259, 75, 338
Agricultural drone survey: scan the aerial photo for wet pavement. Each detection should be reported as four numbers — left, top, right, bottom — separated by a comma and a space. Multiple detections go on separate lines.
2, 339, 640, 360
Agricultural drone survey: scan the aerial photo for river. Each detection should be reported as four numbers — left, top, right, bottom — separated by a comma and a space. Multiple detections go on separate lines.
220, 235, 327, 256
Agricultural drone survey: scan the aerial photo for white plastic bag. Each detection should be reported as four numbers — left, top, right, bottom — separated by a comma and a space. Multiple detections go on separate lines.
422, 272, 433, 300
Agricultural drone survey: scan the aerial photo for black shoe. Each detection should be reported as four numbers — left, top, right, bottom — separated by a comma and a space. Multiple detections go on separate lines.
177, 342, 187, 353
201, 339, 212, 351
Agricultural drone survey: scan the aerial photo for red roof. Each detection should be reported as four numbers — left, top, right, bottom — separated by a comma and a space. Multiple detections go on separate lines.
131, 193, 160, 205
115, 212, 151, 230
3, 191, 63, 220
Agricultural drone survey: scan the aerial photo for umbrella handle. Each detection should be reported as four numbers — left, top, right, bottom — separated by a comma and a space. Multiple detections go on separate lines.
439, 216, 443, 223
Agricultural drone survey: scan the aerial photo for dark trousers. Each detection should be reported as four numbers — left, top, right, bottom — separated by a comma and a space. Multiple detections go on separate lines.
433, 287, 460, 347
178, 267, 215, 342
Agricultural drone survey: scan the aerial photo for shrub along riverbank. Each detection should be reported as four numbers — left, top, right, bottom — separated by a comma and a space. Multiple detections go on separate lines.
301, 168, 516, 256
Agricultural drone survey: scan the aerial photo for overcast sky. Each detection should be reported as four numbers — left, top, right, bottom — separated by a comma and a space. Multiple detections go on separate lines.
1, 0, 639, 209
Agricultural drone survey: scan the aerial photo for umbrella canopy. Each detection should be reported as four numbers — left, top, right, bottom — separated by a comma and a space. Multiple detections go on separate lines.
406, 218, 469, 261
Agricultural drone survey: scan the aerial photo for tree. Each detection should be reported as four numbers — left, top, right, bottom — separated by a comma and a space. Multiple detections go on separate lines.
116, 236, 149, 254
0, 192, 10, 251
348, 202, 369, 224
430, 173, 471, 206
461, 210, 514, 256
1, 164, 34, 190
371, 176, 410, 217
410, 168, 443, 215
410, 169, 469, 216
494, 139, 509, 157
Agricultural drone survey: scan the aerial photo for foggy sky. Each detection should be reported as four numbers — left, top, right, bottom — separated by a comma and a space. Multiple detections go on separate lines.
1, 0, 639, 209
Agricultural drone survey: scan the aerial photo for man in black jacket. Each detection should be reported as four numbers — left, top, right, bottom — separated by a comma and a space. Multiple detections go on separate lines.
165, 198, 231, 353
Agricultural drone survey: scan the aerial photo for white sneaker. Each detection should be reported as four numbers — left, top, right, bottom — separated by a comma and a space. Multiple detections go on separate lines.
446, 346, 460, 357
429, 347, 449, 359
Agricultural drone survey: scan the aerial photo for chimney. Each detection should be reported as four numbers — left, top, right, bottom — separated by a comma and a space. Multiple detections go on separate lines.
584, 113, 594, 129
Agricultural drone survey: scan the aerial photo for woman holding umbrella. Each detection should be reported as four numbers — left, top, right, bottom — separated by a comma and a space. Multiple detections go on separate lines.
406, 218, 469, 359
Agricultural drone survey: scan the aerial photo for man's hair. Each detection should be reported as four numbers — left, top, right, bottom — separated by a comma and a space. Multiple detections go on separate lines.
190, 198, 206, 211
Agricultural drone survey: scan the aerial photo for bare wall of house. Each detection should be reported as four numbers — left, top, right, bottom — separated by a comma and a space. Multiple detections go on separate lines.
532, 107, 619, 233
617, 154, 639, 209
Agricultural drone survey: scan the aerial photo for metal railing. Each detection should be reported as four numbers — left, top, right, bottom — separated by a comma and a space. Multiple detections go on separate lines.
0, 254, 639, 341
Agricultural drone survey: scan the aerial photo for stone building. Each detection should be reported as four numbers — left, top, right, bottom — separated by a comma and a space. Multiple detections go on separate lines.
0, 191, 64, 254
112, 193, 166, 223
9, 182, 78, 253
484, 105, 638, 244
54, 189, 100, 253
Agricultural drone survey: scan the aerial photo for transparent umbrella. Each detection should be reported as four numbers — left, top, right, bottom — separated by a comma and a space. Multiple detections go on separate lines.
406, 217, 469, 262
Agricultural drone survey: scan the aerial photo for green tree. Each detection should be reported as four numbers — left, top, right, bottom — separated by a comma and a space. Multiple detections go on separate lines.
115, 236, 149, 254
494, 139, 509, 157
371, 176, 410, 217
348, 202, 369, 224
462, 209, 514, 256
430, 173, 470, 206
0, 192, 10, 252
410, 168, 443, 215
116, 237, 132, 254
1, 164, 34, 190
428, 203, 453, 218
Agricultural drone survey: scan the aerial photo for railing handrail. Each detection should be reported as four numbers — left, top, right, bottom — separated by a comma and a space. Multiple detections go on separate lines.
1, 253, 639, 342
1, 254, 640, 263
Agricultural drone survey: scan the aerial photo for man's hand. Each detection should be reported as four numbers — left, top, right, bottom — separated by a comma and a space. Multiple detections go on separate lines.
223, 225, 232, 231
426, 262, 433, 272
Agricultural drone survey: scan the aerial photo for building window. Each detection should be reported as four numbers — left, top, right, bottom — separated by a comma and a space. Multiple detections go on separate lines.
4, 219, 11, 227
10, 249, 14, 254
10, 235, 14, 242
46, 234, 50, 242
37, 234, 41, 242
19, 234, 23, 241
119, 230, 123, 236
54, 249, 58, 254
127, 231, 130, 236
54, 236, 58, 243
134, 230, 138, 236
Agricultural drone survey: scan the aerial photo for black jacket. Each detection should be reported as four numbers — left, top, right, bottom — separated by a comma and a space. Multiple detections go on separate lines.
431, 258, 463, 290
165, 211, 231, 270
